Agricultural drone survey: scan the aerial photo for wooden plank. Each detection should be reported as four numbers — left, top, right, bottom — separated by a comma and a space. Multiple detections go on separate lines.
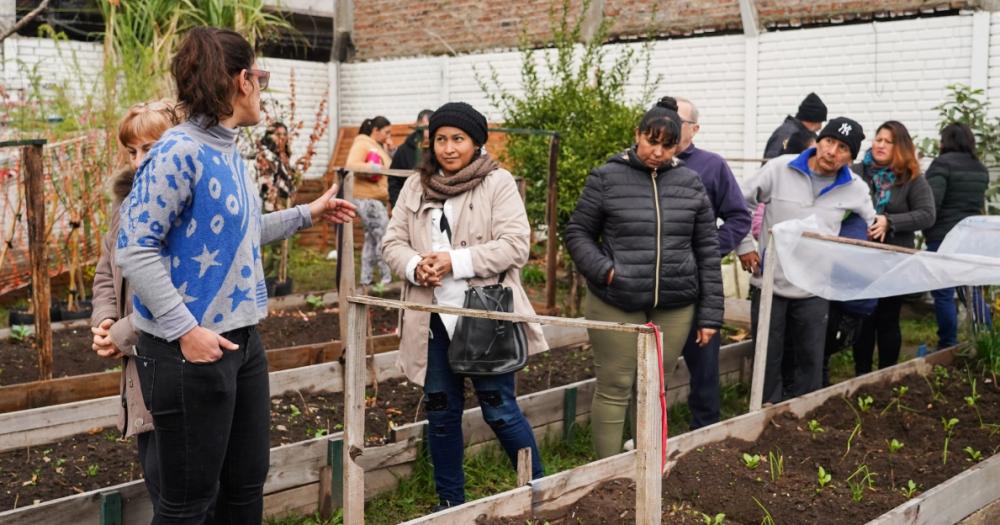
397, 486, 532, 525
337, 172, 355, 345
0, 478, 150, 525
265, 434, 332, 493
870, 450, 1000, 525
749, 235, 776, 411
635, 331, 661, 525
517, 448, 532, 486
348, 295, 654, 334
531, 451, 637, 514
343, 301, 366, 525
262, 483, 320, 520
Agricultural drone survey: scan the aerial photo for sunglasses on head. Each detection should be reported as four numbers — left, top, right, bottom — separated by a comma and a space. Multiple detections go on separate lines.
246, 69, 270, 90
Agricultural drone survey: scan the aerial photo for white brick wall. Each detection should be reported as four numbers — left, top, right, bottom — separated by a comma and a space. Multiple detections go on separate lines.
1, 38, 336, 179
339, 13, 983, 181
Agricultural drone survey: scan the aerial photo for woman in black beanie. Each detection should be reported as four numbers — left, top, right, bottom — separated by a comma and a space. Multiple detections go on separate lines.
382, 102, 547, 510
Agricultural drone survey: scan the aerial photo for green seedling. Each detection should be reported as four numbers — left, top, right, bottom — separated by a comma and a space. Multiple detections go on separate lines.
371, 281, 387, 295
964, 379, 984, 428
923, 375, 945, 402
964, 446, 983, 462
900, 479, 920, 498
888, 438, 904, 454
846, 464, 876, 502
312, 428, 328, 439
9, 324, 29, 342
752, 497, 775, 525
881, 385, 911, 415
816, 465, 832, 491
86, 464, 99, 477
701, 512, 726, 525
933, 365, 951, 389
741, 453, 761, 470
304, 294, 324, 309
288, 404, 302, 418
768, 449, 784, 482
807, 419, 825, 438
842, 396, 863, 458
942, 417, 959, 464
857, 395, 874, 413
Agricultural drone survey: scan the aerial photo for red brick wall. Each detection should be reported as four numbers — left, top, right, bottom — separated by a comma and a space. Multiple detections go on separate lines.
351, 0, 976, 61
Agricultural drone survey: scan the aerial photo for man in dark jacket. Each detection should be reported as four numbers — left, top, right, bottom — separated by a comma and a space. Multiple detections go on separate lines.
763, 93, 826, 159
674, 96, 752, 428
388, 108, 433, 207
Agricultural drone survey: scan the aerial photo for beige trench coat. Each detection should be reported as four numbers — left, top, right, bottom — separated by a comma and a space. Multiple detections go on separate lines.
381, 168, 548, 386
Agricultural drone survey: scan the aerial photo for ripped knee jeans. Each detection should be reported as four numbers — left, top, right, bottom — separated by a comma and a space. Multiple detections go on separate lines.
422, 314, 543, 506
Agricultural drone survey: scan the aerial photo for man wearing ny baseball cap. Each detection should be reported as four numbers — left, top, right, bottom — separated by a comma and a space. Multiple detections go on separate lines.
736, 116, 876, 404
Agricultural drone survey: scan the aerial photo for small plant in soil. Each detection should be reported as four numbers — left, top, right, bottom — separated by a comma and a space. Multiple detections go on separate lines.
856, 394, 874, 413
941, 417, 959, 464
807, 419, 825, 438
888, 438, 904, 454
964, 446, 983, 462
85, 464, 99, 477
900, 479, 920, 498
846, 464, 876, 503
288, 404, 302, 418
701, 512, 726, 525
8, 324, 29, 342
842, 397, 863, 457
816, 465, 832, 491
767, 449, 784, 482
752, 496, 775, 525
305, 294, 324, 309
881, 385, 911, 415
741, 452, 761, 470
964, 378, 984, 427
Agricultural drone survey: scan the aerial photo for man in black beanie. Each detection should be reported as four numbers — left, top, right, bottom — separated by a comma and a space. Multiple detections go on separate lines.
736, 116, 874, 403
763, 92, 827, 159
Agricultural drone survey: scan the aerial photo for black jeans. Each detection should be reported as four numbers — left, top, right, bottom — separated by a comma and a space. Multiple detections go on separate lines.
137, 431, 162, 516
751, 288, 830, 404
134, 327, 270, 525
681, 328, 721, 429
852, 296, 904, 375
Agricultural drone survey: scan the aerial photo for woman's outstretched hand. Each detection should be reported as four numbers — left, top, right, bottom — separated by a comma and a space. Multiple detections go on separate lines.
308, 184, 357, 224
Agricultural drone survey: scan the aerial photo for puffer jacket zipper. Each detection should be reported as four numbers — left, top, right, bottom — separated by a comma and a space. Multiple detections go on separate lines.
650, 168, 662, 308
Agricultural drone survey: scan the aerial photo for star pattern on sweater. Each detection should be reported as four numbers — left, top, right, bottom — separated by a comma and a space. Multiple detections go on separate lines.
177, 282, 197, 304
227, 285, 251, 312
192, 245, 222, 278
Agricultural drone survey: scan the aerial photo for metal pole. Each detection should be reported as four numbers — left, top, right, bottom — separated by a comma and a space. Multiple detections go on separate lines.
545, 133, 560, 314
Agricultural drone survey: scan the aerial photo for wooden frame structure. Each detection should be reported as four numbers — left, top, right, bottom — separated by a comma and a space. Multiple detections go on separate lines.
342, 295, 663, 525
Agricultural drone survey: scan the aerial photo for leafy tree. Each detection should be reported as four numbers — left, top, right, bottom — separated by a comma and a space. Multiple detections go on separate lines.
478, 0, 659, 233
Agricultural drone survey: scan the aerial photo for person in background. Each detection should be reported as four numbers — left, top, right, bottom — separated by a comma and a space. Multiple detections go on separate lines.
565, 99, 723, 458
851, 121, 935, 374
346, 116, 394, 287
751, 130, 816, 240
924, 123, 991, 348
669, 96, 750, 429
258, 122, 294, 212
737, 117, 875, 403
763, 93, 827, 160
116, 27, 356, 524
381, 102, 546, 510
389, 108, 434, 208
90, 99, 181, 515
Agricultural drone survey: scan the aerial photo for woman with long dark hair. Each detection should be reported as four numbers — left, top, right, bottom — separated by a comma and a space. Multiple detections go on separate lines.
382, 102, 546, 510
565, 100, 723, 458
116, 27, 355, 523
851, 121, 935, 374
347, 115, 394, 287
925, 123, 991, 348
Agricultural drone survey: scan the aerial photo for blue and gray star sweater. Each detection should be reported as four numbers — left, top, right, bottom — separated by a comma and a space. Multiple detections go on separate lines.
116, 116, 313, 342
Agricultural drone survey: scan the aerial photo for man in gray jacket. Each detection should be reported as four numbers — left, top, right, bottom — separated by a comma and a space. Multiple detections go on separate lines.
737, 117, 876, 403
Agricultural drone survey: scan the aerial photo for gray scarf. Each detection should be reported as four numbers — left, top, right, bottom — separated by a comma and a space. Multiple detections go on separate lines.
421, 153, 499, 202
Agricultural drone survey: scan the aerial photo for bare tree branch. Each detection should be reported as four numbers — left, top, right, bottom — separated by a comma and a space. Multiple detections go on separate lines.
0, 0, 54, 43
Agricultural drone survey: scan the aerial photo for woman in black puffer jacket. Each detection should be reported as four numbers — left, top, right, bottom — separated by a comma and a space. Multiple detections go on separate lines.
565, 100, 723, 458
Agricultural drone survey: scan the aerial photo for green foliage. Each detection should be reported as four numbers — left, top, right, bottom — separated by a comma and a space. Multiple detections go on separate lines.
304, 295, 324, 309
917, 84, 1000, 214
888, 438, 904, 454
964, 446, 983, 462
941, 417, 959, 464
701, 512, 726, 525
85, 464, 99, 477
767, 449, 783, 482
478, 0, 659, 232
973, 325, 1000, 378
856, 394, 874, 413
8, 325, 30, 342
521, 263, 546, 286
741, 452, 761, 470
752, 497, 775, 525
900, 479, 920, 498
806, 419, 825, 438
816, 465, 832, 490
846, 464, 876, 503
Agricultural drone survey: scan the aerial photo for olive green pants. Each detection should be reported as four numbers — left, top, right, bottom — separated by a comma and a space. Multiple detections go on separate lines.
584, 293, 695, 459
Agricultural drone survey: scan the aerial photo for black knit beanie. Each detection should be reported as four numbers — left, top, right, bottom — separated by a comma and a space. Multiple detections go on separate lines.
795, 92, 827, 123
428, 102, 488, 145
818, 117, 865, 159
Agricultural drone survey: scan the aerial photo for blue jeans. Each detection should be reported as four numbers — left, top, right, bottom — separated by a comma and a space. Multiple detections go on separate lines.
424, 314, 543, 506
681, 328, 720, 429
927, 240, 960, 348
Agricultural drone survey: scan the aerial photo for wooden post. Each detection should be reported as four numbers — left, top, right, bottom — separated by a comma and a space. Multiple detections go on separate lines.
319, 439, 344, 519
562, 386, 577, 442
748, 235, 777, 411
22, 143, 52, 381
99, 491, 122, 525
635, 330, 662, 525
343, 300, 367, 525
516, 447, 532, 487
544, 134, 560, 314
337, 172, 356, 345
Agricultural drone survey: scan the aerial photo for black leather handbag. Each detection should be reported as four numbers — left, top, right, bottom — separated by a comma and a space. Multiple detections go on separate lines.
448, 272, 528, 376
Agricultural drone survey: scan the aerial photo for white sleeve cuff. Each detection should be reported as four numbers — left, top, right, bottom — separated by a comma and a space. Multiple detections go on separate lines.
450, 249, 475, 279
405, 254, 422, 285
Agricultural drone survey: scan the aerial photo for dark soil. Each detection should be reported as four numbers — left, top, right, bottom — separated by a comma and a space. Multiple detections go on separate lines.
0, 344, 592, 510
0, 300, 398, 387
484, 359, 1000, 524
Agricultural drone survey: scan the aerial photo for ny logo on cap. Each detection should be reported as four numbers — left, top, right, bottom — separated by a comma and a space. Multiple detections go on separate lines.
838, 123, 853, 136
